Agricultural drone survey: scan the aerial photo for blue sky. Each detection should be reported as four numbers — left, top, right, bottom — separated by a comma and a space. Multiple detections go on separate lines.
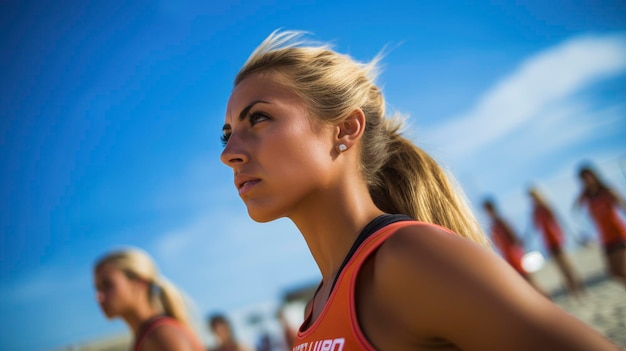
1, 1, 626, 350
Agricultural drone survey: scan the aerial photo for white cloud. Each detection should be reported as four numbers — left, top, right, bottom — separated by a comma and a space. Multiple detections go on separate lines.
423, 33, 626, 162
475, 100, 624, 175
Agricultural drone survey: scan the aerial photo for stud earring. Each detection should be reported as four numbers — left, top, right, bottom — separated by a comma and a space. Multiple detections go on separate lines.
338, 144, 347, 152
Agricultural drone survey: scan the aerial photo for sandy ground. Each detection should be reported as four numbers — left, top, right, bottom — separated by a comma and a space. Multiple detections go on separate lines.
531, 243, 625, 349
553, 278, 626, 349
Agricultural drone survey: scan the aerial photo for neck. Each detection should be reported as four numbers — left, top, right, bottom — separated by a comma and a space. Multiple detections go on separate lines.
123, 302, 162, 336
289, 180, 383, 284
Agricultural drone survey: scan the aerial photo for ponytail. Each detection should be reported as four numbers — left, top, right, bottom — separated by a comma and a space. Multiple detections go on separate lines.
154, 276, 191, 328
235, 30, 490, 247
369, 130, 490, 248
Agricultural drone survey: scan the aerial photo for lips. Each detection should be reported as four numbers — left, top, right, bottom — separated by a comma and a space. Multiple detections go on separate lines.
235, 174, 260, 194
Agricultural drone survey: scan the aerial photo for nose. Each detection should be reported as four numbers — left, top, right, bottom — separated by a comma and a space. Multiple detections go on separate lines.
96, 291, 105, 304
220, 135, 248, 167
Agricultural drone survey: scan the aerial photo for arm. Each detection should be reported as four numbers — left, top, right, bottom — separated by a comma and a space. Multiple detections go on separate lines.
371, 224, 618, 351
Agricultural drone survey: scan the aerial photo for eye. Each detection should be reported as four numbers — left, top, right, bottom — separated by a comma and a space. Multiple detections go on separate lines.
249, 111, 270, 126
97, 280, 112, 292
220, 131, 230, 147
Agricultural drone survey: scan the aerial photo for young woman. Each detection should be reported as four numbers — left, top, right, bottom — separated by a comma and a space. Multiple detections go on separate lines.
481, 200, 528, 276
575, 166, 626, 289
481, 198, 546, 297
220, 30, 619, 350
94, 248, 204, 351
528, 187, 585, 297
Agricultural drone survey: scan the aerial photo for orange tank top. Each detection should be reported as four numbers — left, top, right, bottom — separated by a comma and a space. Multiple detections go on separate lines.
532, 205, 564, 249
293, 220, 439, 351
490, 219, 526, 275
584, 190, 626, 245
490, 219, 522, 261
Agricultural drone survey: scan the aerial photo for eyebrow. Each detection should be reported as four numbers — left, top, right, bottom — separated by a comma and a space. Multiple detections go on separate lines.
222, 100, 269, 132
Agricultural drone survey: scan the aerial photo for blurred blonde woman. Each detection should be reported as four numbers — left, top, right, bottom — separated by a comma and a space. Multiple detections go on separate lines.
94, 247, 204, 351
219, 30, 620, 350
528, 187, 585, 297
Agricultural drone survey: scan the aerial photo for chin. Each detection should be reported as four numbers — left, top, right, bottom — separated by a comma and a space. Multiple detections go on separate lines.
248, 213, 277, 223
247, 207, 282, 223
100, 306, 116, 319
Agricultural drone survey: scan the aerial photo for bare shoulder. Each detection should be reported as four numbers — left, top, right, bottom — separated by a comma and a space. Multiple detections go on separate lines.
366, 223, 618, 350
376, 222, 497, 278
140, 322, 198, 351
372, 223, 513, 312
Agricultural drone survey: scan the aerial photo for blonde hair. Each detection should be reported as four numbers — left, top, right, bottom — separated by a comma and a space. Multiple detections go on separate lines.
528, 186, 550, 208
94, 247, 192, 327
236, 30, 489, 247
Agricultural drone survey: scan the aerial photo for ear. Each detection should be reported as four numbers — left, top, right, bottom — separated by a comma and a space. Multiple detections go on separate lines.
335, 108, 366, 152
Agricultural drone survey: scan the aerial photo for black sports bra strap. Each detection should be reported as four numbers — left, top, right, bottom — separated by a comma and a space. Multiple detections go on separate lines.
329, 214, 413, 292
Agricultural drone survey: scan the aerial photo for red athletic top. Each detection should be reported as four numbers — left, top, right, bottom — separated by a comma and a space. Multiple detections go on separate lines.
490, 218, 526, 275
134, 315, 204, 351
293, 221, 447, 351
582, 190, 626, 246
532, 205, 564, 250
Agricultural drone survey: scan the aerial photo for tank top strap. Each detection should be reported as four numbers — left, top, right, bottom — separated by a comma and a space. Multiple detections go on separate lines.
340, 220, 420, 277
329, 214, 412, 292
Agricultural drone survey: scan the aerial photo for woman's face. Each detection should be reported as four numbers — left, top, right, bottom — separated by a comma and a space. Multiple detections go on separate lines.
211, 321, 231, 343
581, 171, 597, 189
94, 262, 139, 319
220, 72, 337, 222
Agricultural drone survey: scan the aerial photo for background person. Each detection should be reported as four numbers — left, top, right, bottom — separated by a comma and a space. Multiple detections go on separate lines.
528, 186, 585, 298
94, 247, 204, 351
207, 313, 253, 351
575, 165, 626, 289
482, 198, 546, 295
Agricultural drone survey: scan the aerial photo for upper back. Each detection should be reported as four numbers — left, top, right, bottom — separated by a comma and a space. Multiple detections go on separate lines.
134, 315, 204, 351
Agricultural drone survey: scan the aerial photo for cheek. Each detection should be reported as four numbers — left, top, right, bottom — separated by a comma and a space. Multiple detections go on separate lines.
268, 132, 330, 181
106, 281, 132, 304
245, 145, 331, 221
100, 289, 117, 307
